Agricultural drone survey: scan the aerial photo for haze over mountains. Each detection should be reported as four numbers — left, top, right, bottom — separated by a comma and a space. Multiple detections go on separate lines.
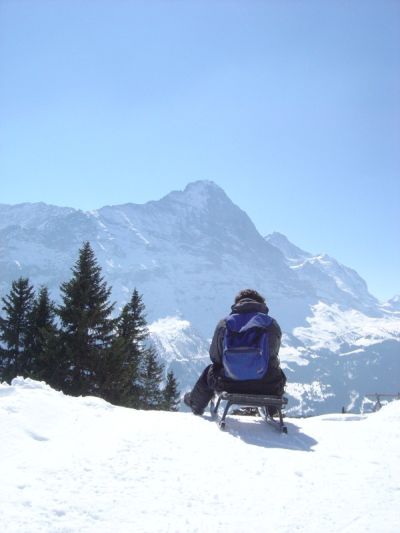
1, 181, 399, 414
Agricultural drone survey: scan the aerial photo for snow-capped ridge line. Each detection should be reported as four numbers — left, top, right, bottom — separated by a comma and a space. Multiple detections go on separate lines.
1, 181, 399, 416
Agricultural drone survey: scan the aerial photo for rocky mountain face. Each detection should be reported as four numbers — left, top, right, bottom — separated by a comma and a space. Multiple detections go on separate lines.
383, 295, 400, 312
266, 232, 379, 315
1, 181, 399, 414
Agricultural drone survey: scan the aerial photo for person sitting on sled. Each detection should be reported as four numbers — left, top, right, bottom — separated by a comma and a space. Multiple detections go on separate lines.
184, 288, 286, 415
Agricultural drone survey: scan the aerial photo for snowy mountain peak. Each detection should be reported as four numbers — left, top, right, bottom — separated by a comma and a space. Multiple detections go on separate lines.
161, 180, 230, 211
265, 232, 311, 262
0, 202, 77, 230
383, 294, 400, 312
266, 232, 379, 313
184, 179, 224, 195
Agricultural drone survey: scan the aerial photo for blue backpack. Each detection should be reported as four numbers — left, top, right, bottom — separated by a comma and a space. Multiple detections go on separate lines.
222, 312, 272, 381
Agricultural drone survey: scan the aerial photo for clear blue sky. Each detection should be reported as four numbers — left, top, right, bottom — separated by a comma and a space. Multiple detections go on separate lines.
1, 0, 399, 301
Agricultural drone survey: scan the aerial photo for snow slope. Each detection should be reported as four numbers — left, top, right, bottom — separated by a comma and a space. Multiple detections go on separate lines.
265, 232, 379, 312
1, 378, 399, 533
148, 316, 209, 387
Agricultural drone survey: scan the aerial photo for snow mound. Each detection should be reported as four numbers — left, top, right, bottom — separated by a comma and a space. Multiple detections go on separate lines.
9, 376, 54, 390
1, 378, 399, 533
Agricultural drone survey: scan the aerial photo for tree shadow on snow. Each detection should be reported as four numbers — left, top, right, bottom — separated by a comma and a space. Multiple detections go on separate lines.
203, 414, 317, 451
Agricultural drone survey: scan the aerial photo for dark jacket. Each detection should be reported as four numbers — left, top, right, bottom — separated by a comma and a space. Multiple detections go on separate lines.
208, 298, 286, 395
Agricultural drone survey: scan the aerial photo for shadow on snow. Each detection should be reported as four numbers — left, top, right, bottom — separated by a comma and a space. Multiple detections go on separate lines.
202, 413, 318, 452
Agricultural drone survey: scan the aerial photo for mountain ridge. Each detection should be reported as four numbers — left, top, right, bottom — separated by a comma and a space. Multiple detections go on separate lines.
1, 180, 399, 414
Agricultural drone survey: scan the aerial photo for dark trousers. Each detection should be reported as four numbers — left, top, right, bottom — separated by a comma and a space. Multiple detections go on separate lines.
190, 363, 286, 412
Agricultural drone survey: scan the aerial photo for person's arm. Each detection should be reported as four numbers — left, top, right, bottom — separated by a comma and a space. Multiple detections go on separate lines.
267, 319, 282, 370
209, 319, 225, 366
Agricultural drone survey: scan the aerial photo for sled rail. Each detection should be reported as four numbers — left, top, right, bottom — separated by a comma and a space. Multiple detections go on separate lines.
211, 392, 288, 433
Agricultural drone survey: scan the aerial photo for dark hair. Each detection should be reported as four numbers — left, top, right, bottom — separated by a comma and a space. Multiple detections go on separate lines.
234, 289, 265, 304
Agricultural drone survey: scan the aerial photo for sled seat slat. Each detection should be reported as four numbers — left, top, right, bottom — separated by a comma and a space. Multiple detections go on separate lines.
217, 392, 288, 407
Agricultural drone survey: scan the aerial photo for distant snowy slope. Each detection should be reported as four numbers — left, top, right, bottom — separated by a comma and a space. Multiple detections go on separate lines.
266, 231, 379, 312
148, 316, 209, 386
1, 378, 399, 533
0, 202, 76, 230
265, 231, 312, 263
383, 294, 400, 313
283, 301, 400, 415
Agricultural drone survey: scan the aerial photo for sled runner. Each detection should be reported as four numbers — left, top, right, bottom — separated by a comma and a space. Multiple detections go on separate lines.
210, 391, 288, 433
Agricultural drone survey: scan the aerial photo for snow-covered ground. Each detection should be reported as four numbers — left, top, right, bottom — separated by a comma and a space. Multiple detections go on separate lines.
1, 378, 399, 533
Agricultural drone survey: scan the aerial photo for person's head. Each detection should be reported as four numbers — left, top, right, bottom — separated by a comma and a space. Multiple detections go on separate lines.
234, 288, 265, 304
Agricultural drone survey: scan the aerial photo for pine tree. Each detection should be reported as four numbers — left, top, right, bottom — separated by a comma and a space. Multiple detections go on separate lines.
25, 286, 59, 383
0, 277, 35, 382
93, 334, 132, 405
56, 242, 116, 396
161, 370, 180, 411
114, 288, 149, 407
138, 346, 165, 410
118, 289, 148, 347
116, 288, 168, 409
